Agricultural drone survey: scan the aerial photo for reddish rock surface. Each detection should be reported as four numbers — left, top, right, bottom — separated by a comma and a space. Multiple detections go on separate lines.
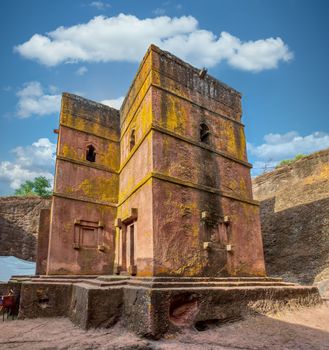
46, 44, 265, 278
0, 196, 51, 261
253, 148, 329, 290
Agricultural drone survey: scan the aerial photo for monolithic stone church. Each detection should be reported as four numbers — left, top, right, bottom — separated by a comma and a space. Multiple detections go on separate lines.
9, 45, 318, 336
38, 44, 265, 278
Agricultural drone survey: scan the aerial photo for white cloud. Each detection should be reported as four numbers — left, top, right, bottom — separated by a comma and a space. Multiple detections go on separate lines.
248, 131, 329, 175
0, 138, 56, 191
90, 1, 111, 10
249, 131, 329, 161
76, 66, 88, 75
226, 36, 293, 71
14, 14, 293, 72
16, 81, 61, 118
101, 96, 124, 109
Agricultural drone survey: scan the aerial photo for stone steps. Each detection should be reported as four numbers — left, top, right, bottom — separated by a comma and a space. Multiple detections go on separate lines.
30, 278, 87, 284
21, 275, 299, 289
127, 281, 298, 289
97, 275, 284, 283
77, 277, 298, 289
80, 279, 127, 287
38, 274, 99, 279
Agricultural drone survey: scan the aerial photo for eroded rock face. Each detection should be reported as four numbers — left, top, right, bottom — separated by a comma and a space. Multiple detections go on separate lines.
252, 148, 329, 285
0, 196, 51, 260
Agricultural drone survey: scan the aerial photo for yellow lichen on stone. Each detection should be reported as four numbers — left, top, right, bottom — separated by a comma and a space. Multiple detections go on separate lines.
77, 176, 119, 202
61, 110, 116, 141
164, 95, 185, 132
61, 144, 78, 159
238, 127, 247, 160
104, 143, 120, 170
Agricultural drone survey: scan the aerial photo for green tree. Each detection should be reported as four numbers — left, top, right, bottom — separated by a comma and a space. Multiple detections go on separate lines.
15, 176, 52, 197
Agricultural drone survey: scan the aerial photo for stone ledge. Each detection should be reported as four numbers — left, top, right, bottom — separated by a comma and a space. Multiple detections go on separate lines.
9, 276, 322, 338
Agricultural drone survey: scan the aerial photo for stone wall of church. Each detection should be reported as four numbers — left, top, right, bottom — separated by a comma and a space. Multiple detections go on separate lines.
0, 196, 51, 261
47, 93, 119, 275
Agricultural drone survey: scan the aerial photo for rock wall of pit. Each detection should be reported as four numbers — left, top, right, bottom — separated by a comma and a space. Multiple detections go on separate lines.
252, 148, 329, 286
0, 196, 51, 261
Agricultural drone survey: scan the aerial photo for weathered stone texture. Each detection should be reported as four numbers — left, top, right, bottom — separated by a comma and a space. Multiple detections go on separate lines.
19, 282, 72, 318
253, 148, 329, 285
0, 196, 51, 260
147, 46, 265, 277
36, 209, 51, 274
43, 45, 265, 276
13, 276, 321, 337
46, 94, 119, 275
47, 45, 265, 277
70, 283, 123, 329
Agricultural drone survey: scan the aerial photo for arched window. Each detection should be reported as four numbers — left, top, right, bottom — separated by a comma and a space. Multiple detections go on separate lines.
130, 129, 136, 151
200, 123, 210, 144
86, 145, 96, 162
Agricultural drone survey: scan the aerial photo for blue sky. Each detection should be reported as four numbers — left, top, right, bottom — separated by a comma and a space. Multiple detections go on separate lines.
1, 0, 329, 195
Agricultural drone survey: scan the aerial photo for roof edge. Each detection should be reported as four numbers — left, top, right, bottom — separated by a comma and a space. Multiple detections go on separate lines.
62, 93, 120, 113
150, 44, 242, 97
120, 44, 242, 113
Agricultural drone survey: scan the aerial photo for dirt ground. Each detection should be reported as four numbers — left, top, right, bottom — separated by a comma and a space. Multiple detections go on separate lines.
0, 303, 329, 350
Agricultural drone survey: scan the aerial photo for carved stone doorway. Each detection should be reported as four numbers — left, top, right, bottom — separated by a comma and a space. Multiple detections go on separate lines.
115, 209, 138, 276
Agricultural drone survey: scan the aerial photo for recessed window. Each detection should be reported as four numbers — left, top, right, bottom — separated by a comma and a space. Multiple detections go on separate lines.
200, 123, 210, 144
130, 130, 136, 151
86, 145, 96, 162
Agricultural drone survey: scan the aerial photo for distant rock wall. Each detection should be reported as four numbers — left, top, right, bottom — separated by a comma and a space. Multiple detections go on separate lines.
253, 149, 329, 287
0, 196, 51, 261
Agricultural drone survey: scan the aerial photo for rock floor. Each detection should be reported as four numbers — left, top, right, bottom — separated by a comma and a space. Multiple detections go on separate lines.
0, 303, 329, 350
